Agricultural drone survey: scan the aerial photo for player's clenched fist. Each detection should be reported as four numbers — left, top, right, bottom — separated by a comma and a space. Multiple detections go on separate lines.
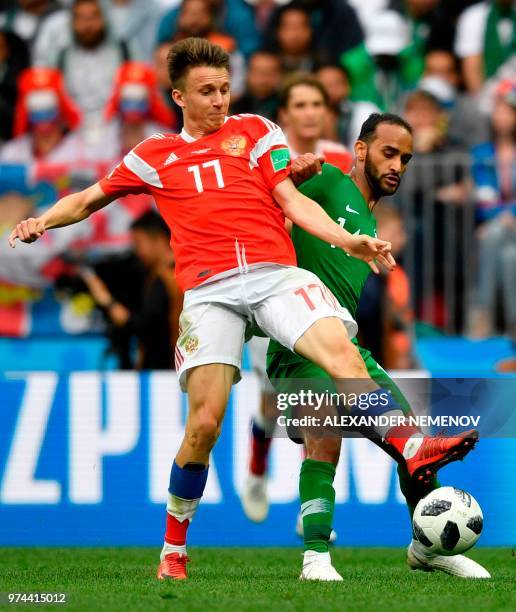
344, 234, 396, 274
291, 153, 326, 185
8, 217, 45, 248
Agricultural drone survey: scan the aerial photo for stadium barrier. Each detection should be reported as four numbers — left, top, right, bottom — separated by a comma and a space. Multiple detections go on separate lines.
395, 152, 478, 335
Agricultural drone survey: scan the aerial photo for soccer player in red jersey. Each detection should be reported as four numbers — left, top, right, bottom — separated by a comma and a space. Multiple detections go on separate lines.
9, 38, 476, 581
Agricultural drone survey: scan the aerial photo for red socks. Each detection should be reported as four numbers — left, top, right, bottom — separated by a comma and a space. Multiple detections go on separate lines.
250, 421, 272, 476
165, 514, 190, 546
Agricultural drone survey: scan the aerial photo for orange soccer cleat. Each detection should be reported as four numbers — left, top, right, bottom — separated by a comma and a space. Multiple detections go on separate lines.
404, 429, 479, 482
157, 553, 190, 580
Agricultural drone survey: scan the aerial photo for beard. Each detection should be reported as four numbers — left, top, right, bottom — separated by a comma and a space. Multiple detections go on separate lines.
75, 27, 105, 49
364, 153, 400, 197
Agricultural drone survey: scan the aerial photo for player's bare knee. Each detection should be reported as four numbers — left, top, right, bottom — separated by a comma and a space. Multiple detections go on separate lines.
305, 436, 341, 466
323, 340, 362, 379
187, 413, 221, 451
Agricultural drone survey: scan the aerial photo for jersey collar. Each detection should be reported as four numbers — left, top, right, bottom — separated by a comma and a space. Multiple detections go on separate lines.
180, 128, 197, 143
180, 117, 229, 143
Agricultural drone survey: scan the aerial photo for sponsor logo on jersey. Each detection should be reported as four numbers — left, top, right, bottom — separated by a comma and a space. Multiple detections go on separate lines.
345, 204, 359, 215
191, 148, 212, 155
270, 147, 290, 171
164, 152, 179, 166
221, 135, 247, 156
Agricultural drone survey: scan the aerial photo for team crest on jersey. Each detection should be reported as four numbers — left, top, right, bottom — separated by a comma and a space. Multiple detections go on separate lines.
183, 334, 200, 355
221, 135, 247, 156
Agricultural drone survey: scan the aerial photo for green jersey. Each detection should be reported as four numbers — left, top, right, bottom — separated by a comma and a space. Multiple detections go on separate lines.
295, 163, 376, 316
268, 163, 376, 359
266, 163, 412, 418
269, 164, 376, 353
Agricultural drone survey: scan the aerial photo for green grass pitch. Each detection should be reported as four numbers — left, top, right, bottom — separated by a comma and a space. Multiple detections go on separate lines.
0, 547, 514, 611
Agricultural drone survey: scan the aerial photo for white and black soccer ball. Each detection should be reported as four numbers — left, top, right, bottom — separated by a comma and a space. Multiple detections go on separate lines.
412, 487, 483, 556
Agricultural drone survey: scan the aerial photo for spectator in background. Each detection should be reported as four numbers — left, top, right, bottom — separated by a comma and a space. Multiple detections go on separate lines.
418, 49, 489, 148
0, 67, 83, 163
169, 0, 245, 98
36, 0, 131, 124
399, 89, 471, 327
80, 211, 183, 370
315, 63, 381, 149
231, 50, 282, 120
357, 204, 415, 369
264, 4, 314, 75
364, 9, 409, 111
0, 30, 30, 142
403, 89, 450, 155
173, 0, 235, 51
395, 0, 456, 89
156, 0, 260, 59
34, 0, 154, 64
469, 79, 516, 338
348, 0, 389, 32
455, 0, 515, 95
361, 2, 457, 109
0, 0, 63, 49
100, 0, 161, 62
264, 0, 369, 90
243, 0, 289, 34
153, 40, 184, 127
0, 66, 140, 274
265, 0, 365, 64
104, 61, 176, 155
278, 73, 352, 173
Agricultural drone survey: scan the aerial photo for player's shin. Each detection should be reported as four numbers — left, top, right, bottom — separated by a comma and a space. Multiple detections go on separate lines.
299, 459, 336, 553
162, 461, 209, 559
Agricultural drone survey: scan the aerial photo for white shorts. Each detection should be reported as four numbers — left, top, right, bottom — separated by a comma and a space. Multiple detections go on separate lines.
175, 264, 357, 391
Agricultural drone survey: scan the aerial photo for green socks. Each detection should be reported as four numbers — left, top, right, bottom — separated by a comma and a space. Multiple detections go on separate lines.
299, 458, 441, 553
299, 459, 336, 553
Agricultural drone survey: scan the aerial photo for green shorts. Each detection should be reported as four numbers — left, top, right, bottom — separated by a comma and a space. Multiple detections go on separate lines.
266, 338, 411, 442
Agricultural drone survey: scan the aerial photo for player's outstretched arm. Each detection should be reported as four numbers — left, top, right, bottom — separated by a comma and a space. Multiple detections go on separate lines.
8, 182, 115, 248
272, 177, 396, 273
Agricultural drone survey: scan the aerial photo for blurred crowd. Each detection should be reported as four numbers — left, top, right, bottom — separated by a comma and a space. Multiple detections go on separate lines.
0, 0, 514, 368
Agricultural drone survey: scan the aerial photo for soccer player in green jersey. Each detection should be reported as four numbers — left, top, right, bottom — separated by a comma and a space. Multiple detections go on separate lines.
266, 113, 489, 581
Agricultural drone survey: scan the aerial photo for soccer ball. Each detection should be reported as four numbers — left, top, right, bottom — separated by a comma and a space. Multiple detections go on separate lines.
412, 487, 483, 556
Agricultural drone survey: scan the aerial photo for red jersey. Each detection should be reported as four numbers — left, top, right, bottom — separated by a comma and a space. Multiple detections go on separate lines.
100, 114, 296, 291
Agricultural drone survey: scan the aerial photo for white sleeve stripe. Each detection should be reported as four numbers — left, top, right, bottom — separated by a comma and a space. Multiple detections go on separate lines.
123, 150, 163, 188
249, 129, 288, 169
255, 115, 277, 133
